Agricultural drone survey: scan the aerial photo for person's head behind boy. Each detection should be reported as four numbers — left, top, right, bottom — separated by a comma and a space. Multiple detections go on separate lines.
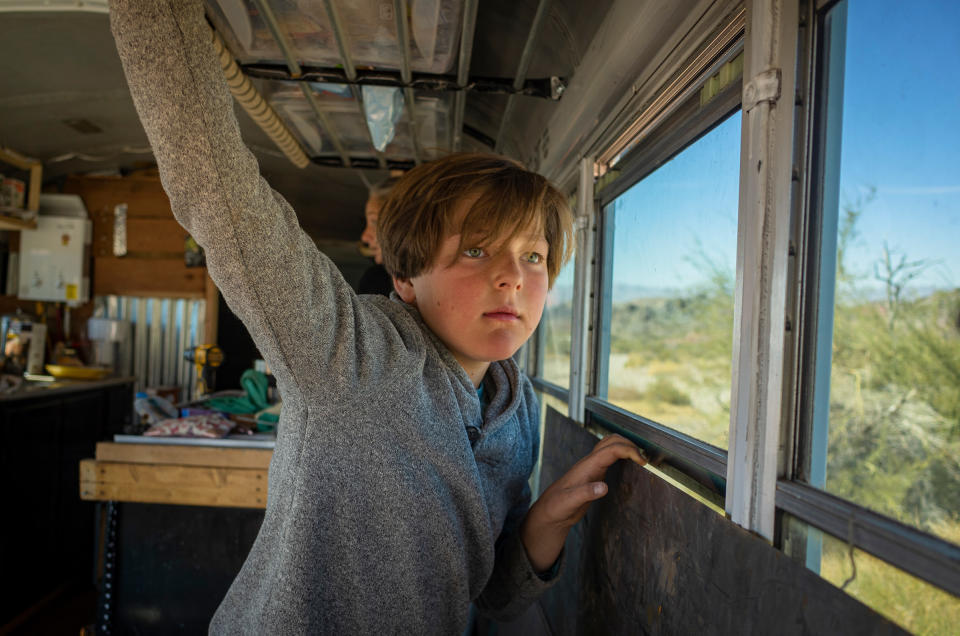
361, 175, 401, 265
378, 153, 574, 385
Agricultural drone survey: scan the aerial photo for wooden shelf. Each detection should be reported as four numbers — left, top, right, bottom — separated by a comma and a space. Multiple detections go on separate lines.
0, 146, 42, 227
0, 209, 37, 231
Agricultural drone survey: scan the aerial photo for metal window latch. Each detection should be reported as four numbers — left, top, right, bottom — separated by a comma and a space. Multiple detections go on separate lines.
743, 68, 782, 112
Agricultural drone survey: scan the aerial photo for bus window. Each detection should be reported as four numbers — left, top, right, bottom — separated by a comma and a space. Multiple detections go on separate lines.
806, 0, 960, 545
540, 260, 575, 389
597, 111, 741, 449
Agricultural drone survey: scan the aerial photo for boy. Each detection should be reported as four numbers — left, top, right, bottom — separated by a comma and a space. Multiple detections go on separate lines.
109, 1, 643, 633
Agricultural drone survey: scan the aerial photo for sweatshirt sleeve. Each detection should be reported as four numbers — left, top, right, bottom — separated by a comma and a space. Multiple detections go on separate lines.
474, 488, 566, 621
109, 0, 371, 396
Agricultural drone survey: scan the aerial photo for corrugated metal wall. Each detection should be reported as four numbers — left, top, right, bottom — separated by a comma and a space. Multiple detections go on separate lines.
93, 295, 206, 400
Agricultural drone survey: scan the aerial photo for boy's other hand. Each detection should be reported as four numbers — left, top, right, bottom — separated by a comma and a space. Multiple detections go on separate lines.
520, 434, 645, 573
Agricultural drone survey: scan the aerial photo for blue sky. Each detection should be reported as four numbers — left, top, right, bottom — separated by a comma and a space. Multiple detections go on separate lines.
608, 113, 740, 291
602, 0, 959, 296
837, 0, 960, 292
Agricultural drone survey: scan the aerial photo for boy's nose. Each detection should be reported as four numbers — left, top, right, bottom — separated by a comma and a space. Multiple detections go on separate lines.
493, 257, 523, 290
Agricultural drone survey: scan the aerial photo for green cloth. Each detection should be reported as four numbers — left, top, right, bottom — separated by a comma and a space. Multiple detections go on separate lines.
204, 369, 271, 414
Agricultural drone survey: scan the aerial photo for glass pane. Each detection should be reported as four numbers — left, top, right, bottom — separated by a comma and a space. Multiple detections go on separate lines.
813, 0, 960, 543
782, 514, 960, 635
541, 261, 574, 388
600, 112, 741, 448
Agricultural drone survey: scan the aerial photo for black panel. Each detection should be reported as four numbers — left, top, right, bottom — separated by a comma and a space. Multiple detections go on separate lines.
59, 392, 105, 577
528, 407, 908, 635
0, 381, 134, 627
111, 503, 263, 634
1, 400, 62, 624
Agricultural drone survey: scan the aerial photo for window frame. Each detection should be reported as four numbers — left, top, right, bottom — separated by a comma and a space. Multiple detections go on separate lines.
528, 0, 960, 602
778, 0, 960, 597
587, 103, 744, 487
530, 6, 745, 493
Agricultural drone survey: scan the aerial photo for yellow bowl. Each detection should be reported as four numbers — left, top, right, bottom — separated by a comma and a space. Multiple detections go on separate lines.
44, 364, 112, 380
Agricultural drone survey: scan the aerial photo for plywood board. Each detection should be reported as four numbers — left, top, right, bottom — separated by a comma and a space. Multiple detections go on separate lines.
64, 174, 210, 298
95, 442, 272, 469
531, 407, 907, 635
94, 256, 206, 297
63, 175, 174, 218
92, 217, 186, 258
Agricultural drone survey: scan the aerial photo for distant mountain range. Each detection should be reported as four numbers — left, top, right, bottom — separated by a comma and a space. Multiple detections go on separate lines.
548, 283, 688, 304
548, 282, 956, 305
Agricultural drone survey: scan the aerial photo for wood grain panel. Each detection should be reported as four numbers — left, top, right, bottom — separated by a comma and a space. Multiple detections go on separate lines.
94, 442, 272, 469
63, 174, 174, 218
94, 256, 206, 297
79, 459, 267, 509
92, 217, 186, 258
63, 174, 212, 298
520, 408, 908, 635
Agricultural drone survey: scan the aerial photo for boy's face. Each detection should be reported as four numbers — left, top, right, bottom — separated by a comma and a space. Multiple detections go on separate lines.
394, 198, 550, 385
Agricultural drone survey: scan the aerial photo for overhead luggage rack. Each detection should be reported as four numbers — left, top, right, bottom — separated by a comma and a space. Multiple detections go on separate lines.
207, 0, 463, 74
267, 81, 451, 163
204, 0, 561, 169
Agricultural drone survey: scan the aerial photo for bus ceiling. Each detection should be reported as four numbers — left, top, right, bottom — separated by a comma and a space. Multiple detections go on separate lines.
0, 0, 737, 213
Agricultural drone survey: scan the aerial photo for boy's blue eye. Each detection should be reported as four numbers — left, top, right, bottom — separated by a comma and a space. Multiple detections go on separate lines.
464, 247, 484, 258
524, 252, 545, 264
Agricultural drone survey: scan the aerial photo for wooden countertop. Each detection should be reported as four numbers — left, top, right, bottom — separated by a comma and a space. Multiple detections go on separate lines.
0, 376, 135, 402
80, 441, 272, 509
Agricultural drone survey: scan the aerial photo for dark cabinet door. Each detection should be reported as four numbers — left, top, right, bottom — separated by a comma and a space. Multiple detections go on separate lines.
60, 392, 105, 578
0, 399, 62, 624
0, 380, 133, 626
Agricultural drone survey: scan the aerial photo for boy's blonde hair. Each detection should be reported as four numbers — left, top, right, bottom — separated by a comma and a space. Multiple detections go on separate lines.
377, 153, 574, 286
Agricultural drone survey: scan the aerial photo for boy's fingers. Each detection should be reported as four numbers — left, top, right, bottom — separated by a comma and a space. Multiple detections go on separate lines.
594, 434, 646, 465
557, 481, 608, 516
593, 433, 626, 450
553, 436, 647, 490
587, 440, 646, 471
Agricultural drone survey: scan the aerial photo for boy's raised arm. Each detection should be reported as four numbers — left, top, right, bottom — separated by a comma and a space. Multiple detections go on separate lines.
109, 0, 358, 391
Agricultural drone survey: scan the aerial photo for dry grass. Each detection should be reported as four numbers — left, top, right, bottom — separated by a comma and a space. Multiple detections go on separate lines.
820, 520, 960, 635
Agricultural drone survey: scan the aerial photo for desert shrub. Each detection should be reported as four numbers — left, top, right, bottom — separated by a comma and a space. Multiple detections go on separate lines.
644, 378, 692, 406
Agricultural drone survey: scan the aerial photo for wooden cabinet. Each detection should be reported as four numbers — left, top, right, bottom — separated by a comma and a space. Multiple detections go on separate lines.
0, 379, 133, 627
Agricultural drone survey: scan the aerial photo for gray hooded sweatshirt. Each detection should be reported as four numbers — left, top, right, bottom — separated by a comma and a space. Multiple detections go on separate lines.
109, 0, 559, 633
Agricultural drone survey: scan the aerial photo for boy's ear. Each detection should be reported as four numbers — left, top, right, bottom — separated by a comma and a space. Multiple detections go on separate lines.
393, 277, 417, 304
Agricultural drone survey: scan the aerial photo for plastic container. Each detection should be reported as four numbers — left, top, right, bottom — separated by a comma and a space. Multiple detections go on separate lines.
208, 0, 463, 74
133, 391, 179, 426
